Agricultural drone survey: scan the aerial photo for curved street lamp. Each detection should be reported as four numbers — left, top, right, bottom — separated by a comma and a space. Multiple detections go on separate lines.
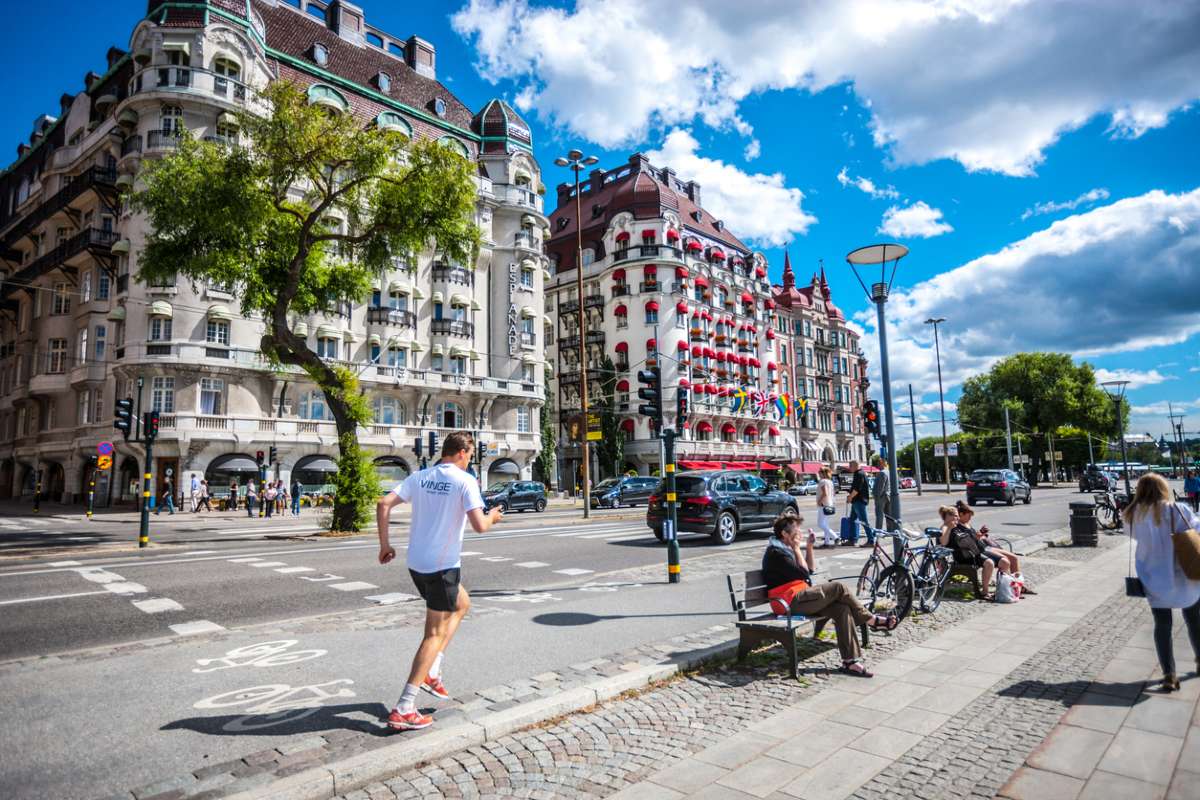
555, 150, 600, 517
846, 243, 909, 532
1100, 380, 1132, 496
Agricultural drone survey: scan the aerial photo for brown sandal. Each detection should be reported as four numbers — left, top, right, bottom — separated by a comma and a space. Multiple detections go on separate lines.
840, 659, 874, 678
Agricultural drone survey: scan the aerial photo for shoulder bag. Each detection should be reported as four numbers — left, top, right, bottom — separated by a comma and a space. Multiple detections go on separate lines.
1171, 503, 1200, 580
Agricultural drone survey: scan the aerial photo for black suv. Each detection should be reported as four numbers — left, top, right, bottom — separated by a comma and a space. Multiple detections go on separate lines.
646, 470, 800, 545
965, 469, 1031, 506
1079, 465, 1117, 493
591, 476, 659, 509
482, 481, 547, 513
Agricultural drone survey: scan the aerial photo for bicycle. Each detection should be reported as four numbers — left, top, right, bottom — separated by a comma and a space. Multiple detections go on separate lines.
854, 528, 916, 622
901, 528, 959, 613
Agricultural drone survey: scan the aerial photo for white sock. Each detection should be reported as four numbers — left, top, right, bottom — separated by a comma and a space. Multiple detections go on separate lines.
396, 682, 420, 712
429, 652, 444, 680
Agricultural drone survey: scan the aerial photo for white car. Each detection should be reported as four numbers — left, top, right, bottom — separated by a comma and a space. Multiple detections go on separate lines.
787, 480, 818, 496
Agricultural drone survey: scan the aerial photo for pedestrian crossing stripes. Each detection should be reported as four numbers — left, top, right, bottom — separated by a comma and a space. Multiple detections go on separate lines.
132, 598, 184, 614
170, 620, 226, 636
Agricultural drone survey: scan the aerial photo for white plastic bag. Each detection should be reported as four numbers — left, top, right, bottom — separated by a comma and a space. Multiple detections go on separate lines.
995, 572, 1020, 603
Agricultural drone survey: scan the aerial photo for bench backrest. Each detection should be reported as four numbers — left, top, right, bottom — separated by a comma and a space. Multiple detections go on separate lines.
727, 569, 773, 619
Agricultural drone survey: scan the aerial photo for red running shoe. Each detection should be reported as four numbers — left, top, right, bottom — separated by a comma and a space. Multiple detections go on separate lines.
387, 708, 433, 731
422, 675, 451, 700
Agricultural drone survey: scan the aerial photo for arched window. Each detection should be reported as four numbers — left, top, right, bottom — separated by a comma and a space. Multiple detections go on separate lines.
299, 390, 330, 420
213, 57, 240, 79
373, 396, 406, 425
437, 401, 464, 429
306, 83, 348, 114
374, 111, 412, 137
437, 135, 470, 159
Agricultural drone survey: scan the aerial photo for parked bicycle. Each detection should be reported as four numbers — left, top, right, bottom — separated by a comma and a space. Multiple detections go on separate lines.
854, 528, 916, 621
1095, 490, 1128, 531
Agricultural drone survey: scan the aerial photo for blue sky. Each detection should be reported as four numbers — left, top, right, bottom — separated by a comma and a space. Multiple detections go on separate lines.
4, 0, 1198, 441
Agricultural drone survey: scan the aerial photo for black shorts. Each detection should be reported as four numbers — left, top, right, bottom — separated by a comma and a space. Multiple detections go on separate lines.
409, 568, 462, 612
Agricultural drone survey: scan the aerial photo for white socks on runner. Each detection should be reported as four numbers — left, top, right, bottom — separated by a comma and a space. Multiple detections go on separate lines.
429, 652, 444, 680
396, 683, 420, 713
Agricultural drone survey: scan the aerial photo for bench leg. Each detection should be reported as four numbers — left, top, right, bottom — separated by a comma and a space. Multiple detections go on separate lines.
971, 571, 983, 598
859, 623, 869, 648
737, 629, 755, 662
786, 633, 799, 679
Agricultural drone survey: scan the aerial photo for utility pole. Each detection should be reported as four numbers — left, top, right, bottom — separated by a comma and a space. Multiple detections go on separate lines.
1048, 431, 1059, 487
1016, 435, 1025, 480
1086, 431, 1095, 466
925, 317, 952, 492
1004, 406, 1014, 472
1169, 403, 1185, 478
909, 383, 922, 496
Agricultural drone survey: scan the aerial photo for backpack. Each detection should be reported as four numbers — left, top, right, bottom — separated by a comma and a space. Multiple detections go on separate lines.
952, 526, 984, 563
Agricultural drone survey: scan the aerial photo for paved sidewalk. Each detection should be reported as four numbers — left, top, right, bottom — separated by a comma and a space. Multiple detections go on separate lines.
999, 617, 1200, 800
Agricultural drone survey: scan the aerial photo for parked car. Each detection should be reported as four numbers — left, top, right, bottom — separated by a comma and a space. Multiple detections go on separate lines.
1079, 465, 1118, 493
482, 480, 547, 513
965, 469, 1031, 506
899, 477, 917, 489
591, 476, 659, 509
787, 480, 818, 496
646, 471, 800, 545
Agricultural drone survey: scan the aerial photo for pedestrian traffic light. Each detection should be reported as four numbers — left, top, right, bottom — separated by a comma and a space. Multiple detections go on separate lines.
114, 398, 134, 439
144, 410, 160, 442
676, 387, 689, 428
413, 436, 423, 458
862, 399, 881, 438
637, 367, 662, 428
268, 446, 278, 465
428, 431, 438, 458
255, 450, 264, 466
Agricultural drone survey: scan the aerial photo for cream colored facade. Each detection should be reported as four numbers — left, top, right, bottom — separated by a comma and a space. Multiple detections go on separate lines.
0, 0, 547, 505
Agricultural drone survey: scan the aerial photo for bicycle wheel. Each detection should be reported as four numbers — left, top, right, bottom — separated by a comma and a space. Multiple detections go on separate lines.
856, 556, 881, 605
917, 554, 950, 613
869, 565, 916, 622
1097, 504, 1120, 530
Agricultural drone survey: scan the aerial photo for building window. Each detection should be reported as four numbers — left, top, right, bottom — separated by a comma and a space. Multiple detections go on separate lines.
94, 325, 106, 361
93, 388, 103, 423
675, 314, 686, 330
149, 317, 172, 341
386, 346, 406, 368
449, 356, 466, 375
437, 401, 464, 428
581, 249, 595, 267
377, 72, 391, 92
645, 307, 658, 324
78, 391, 91, 425
388, 291, 408, 311
161, 105, 183, 135
97, 272, 110, 300
78, 327, 89, 363
81, 271, 92, 303
199, 378, 224, 415
316, 336, 338, 358
51, 283, 70, 315
151, 376, 175, 412
47, 338, 67, 373
516, 406, 531, 433
206, 319, 230, 345
374, 396, 405, 425
312, 42, 328, 65
521, 363, 535, 383
520, 267, 534, 288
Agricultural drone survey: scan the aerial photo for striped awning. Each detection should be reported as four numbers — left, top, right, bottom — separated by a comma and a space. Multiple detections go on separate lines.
106, 305, 126, 321
450, 345, 468, 357
431, 291, 444, 304
450, 293, 470, 307
149, 300, 173, 318
431, 344, 445, 356
293, 321, 309, 337
368, 333, 381, 345
316, 324, 341, 338
206, 304, 233, 321
520, 306, 536, 318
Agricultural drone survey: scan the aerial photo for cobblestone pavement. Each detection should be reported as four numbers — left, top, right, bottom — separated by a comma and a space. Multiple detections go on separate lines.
332, 559, 1077, 799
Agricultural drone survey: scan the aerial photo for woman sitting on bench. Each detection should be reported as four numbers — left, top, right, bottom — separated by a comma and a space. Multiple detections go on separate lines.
955, 501, 1031, 593
940, 505, 1011, 600
763, 515, 898, 677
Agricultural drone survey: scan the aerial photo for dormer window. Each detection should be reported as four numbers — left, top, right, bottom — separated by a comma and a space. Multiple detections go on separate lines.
376, 72, 390, 93
312, 43, 328, 66
713, 220, 723, 231
556, 217, 568, 231
433, 97, 447, 117
691, 210, 703, 223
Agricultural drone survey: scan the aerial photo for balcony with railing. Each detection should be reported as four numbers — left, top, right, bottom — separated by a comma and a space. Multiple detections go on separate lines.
120, 135, 143, 158
495, 184, 544, 212
612, 245, 684, 263
639, 281, 660, 293
127, 65, 251, 106
611, 284, 630, 298
146, 130, 182, 152
366, 307, 417, 328
1, 227, 119, 300
431, 264, 474, 286
0, 165, 117, 249
584, 294, 604, 310
430, 319, 474, 337
513, 231, 543, 252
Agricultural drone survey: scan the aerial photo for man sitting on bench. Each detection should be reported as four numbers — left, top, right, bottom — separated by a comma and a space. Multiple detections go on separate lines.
762, 515, 898, 678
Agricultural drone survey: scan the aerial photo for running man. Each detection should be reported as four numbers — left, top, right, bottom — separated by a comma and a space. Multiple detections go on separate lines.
376, 431, 503, 731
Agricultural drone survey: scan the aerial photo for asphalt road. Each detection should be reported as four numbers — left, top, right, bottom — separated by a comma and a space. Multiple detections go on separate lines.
0, 486, 1085, 799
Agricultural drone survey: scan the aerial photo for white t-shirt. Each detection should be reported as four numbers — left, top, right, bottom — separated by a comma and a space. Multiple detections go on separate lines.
394, 461, 484, 574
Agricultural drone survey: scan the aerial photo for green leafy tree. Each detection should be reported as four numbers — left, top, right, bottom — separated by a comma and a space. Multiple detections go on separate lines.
533, 365, 556, 488
133, 82, 480, 531
957, 353, 1126, 485
595, 356, 624, 479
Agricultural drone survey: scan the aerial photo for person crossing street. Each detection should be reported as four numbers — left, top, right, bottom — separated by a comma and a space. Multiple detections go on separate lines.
375, 431, 504, 731
872, 456, 891, 532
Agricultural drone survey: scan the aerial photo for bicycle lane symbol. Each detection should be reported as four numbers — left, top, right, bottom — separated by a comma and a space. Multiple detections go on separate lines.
191, 640, 356, 732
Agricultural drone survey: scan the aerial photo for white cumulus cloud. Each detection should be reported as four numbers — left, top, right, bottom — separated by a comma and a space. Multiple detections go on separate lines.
837, 167, 900, 200
451, 0, 1200, 176
1092, 368, 1177, 391
645, 129, 817, 247
1021, 188, 1111, 220
878, 201, 953, 238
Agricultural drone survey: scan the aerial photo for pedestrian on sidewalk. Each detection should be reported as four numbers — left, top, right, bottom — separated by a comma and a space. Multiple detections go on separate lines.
189, 473, 200, 513
846, 461, 872, 546
872, 456, 891, 532
198, 479, 212, 512
228, 480, 238, 512
156, 476, 175, 515
1124, 473, 1200, 693
376, 431, 504, 731
1184, 469, 1200, 512
290, 476, 301, 516
815, 466, 838, 547
763, 515, 897, 677
246, 478, 257, 517
264, 481, 276, 518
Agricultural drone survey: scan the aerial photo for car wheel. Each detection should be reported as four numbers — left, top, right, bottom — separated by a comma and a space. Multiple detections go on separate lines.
611, 498, 621, 509
652, 527, 666, 542
1023, 491, 1031, 505
496, 502, 508, 513
713, 511, 738, 545
534, 498, 547, 512
1006, 492, 1015, 506
966, 496, 976, 505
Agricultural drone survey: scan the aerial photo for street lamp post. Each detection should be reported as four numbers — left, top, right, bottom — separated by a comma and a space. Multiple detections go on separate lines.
846, 243, 908, 535
1101, 380, 1132, 497
924, 317, 952, 493
555, 150, 600, 518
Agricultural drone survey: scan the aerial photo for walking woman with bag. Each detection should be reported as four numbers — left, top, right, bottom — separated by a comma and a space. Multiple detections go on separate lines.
1125, 473, 1200, 692
815, 467, 838, 547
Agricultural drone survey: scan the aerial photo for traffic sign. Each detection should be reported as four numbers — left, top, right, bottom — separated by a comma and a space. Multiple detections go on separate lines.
97, 441, 114, 457
96, 455, 112, 470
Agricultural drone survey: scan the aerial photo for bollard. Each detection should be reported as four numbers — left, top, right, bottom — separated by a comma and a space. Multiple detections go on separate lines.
1069, 501, 1099, 547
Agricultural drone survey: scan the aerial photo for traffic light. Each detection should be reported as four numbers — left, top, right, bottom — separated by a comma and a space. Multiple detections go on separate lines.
862, 399, 881, 438
255, 450, 265, 466
413, 436, 423, 458
676, 386, 689, 428
637, 367, 662, 428
114, 398, 134, 439
428, 431, 439, 458
268, 446, 278, 465
144, 410, 160, 442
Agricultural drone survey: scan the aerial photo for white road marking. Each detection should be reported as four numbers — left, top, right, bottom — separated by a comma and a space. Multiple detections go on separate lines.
132, 597, 184, 613
227, 557, 263, 563
183, 550, 217, 555
105, 582, 148, 595
248, 561, 289, 568
74, 567, 126, 584
66, 537, 98, 541
0, 590, 108, 606
514, 561, 550, 568
479, 556, 512, 562
299, 574, 345, 582
274, 567, 315, 574
170, 620, 226, 636
553, 568, 594, 576
47, 560, 82, 567
459, 551, 483, 557
365, 592, 419, 605
217, 525, 322, 535
328, 581, 378, 592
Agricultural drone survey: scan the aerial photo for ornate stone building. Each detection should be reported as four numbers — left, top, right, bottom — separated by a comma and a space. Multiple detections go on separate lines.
0, 0, 548, 505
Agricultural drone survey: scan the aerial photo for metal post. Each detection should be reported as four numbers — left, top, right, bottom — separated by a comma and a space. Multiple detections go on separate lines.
1016, 435, 1025, 480
33, 468, 42, 514
1004, 406, 1014, 472
909, 383, 922, 496
1117, 404, 1132, 497
873, 287, 902, 532
573, 169, 592, 520
139, 437, 152, 547
258, 463, 266, 518
87, 456, 96, 521
1049, 432, 1058, 487
1086, 431, 1095, 466
929, 319, 951, 492
664, 428, 680, 583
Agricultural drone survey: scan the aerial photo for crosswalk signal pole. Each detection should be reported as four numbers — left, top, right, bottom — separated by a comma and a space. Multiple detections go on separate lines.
87, 456, 97, 521
664, 429, 680, 583
33, 468, 42, 514
140, 441, 153, 548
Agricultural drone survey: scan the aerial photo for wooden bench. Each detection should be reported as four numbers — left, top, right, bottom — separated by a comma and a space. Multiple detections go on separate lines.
726, 569, 869, 679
